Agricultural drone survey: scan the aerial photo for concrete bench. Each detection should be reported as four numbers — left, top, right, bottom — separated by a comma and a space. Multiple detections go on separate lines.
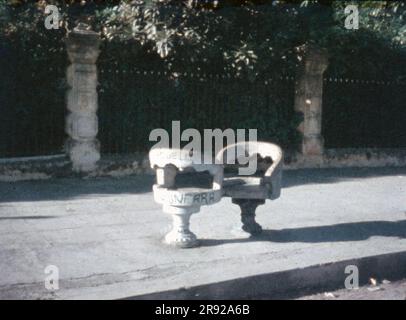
216, 141, 283, 236
149, 142, 283, 248
149, 148, 223, 248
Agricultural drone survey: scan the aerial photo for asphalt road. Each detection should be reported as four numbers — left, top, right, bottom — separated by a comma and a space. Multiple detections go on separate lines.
298, 278, 406, 300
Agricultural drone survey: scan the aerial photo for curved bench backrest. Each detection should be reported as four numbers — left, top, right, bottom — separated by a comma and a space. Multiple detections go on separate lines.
215, 141, 283, 200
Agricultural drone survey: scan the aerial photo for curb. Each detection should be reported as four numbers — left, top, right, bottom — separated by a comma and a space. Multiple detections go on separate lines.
128, 250, 406, 299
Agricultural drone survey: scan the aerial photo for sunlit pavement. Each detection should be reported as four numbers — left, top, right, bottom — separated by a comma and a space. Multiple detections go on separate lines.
0, 167, 405, 299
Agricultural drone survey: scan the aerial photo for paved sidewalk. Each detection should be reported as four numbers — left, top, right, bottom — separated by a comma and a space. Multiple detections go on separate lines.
0, 167, 405, 299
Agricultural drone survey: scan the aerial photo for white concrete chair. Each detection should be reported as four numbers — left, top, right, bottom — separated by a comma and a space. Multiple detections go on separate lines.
216, 141, 283, 236
149, 148, 223, 248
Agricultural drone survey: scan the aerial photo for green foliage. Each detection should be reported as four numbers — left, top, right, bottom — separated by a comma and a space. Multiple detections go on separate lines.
1, 1, 405, 75
0, 0, 405, 156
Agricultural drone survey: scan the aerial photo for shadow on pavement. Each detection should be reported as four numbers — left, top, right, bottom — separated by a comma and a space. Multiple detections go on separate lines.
0, 175, 155, 203
0, 166, 405, 203
198, 220, 406, 246
282, 166, 406, 188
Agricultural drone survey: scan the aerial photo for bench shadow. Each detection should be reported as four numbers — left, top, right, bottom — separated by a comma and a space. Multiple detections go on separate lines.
282, 166, 406, 188
199, 220, 406, 247
0, 166, 405, 203
0, 167, 406, 202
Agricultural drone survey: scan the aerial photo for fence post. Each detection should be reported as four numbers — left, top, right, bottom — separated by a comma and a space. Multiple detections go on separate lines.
294, 45, 328, 156
65, 23, 101, 172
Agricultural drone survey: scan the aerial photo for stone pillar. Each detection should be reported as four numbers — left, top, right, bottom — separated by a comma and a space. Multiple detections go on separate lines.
65, 23, 100, 172
294, 45, 328, 156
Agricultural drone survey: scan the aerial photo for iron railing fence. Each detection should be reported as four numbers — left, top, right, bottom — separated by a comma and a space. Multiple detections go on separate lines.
1, 63, 405, 158
0, 45, 67, 158
322, 77, 406, 148
97, 70, 298, 154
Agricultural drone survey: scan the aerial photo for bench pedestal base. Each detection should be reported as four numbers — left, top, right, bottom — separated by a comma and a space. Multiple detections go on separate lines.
163, 206, 199, 248
232, 199, 265, 237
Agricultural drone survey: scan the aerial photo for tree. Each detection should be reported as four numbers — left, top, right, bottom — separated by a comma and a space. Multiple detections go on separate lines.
1, 0, 404, 76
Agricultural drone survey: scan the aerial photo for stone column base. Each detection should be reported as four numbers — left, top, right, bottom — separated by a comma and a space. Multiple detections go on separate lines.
66, 139, 100, 173
301, 135, 324, 156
